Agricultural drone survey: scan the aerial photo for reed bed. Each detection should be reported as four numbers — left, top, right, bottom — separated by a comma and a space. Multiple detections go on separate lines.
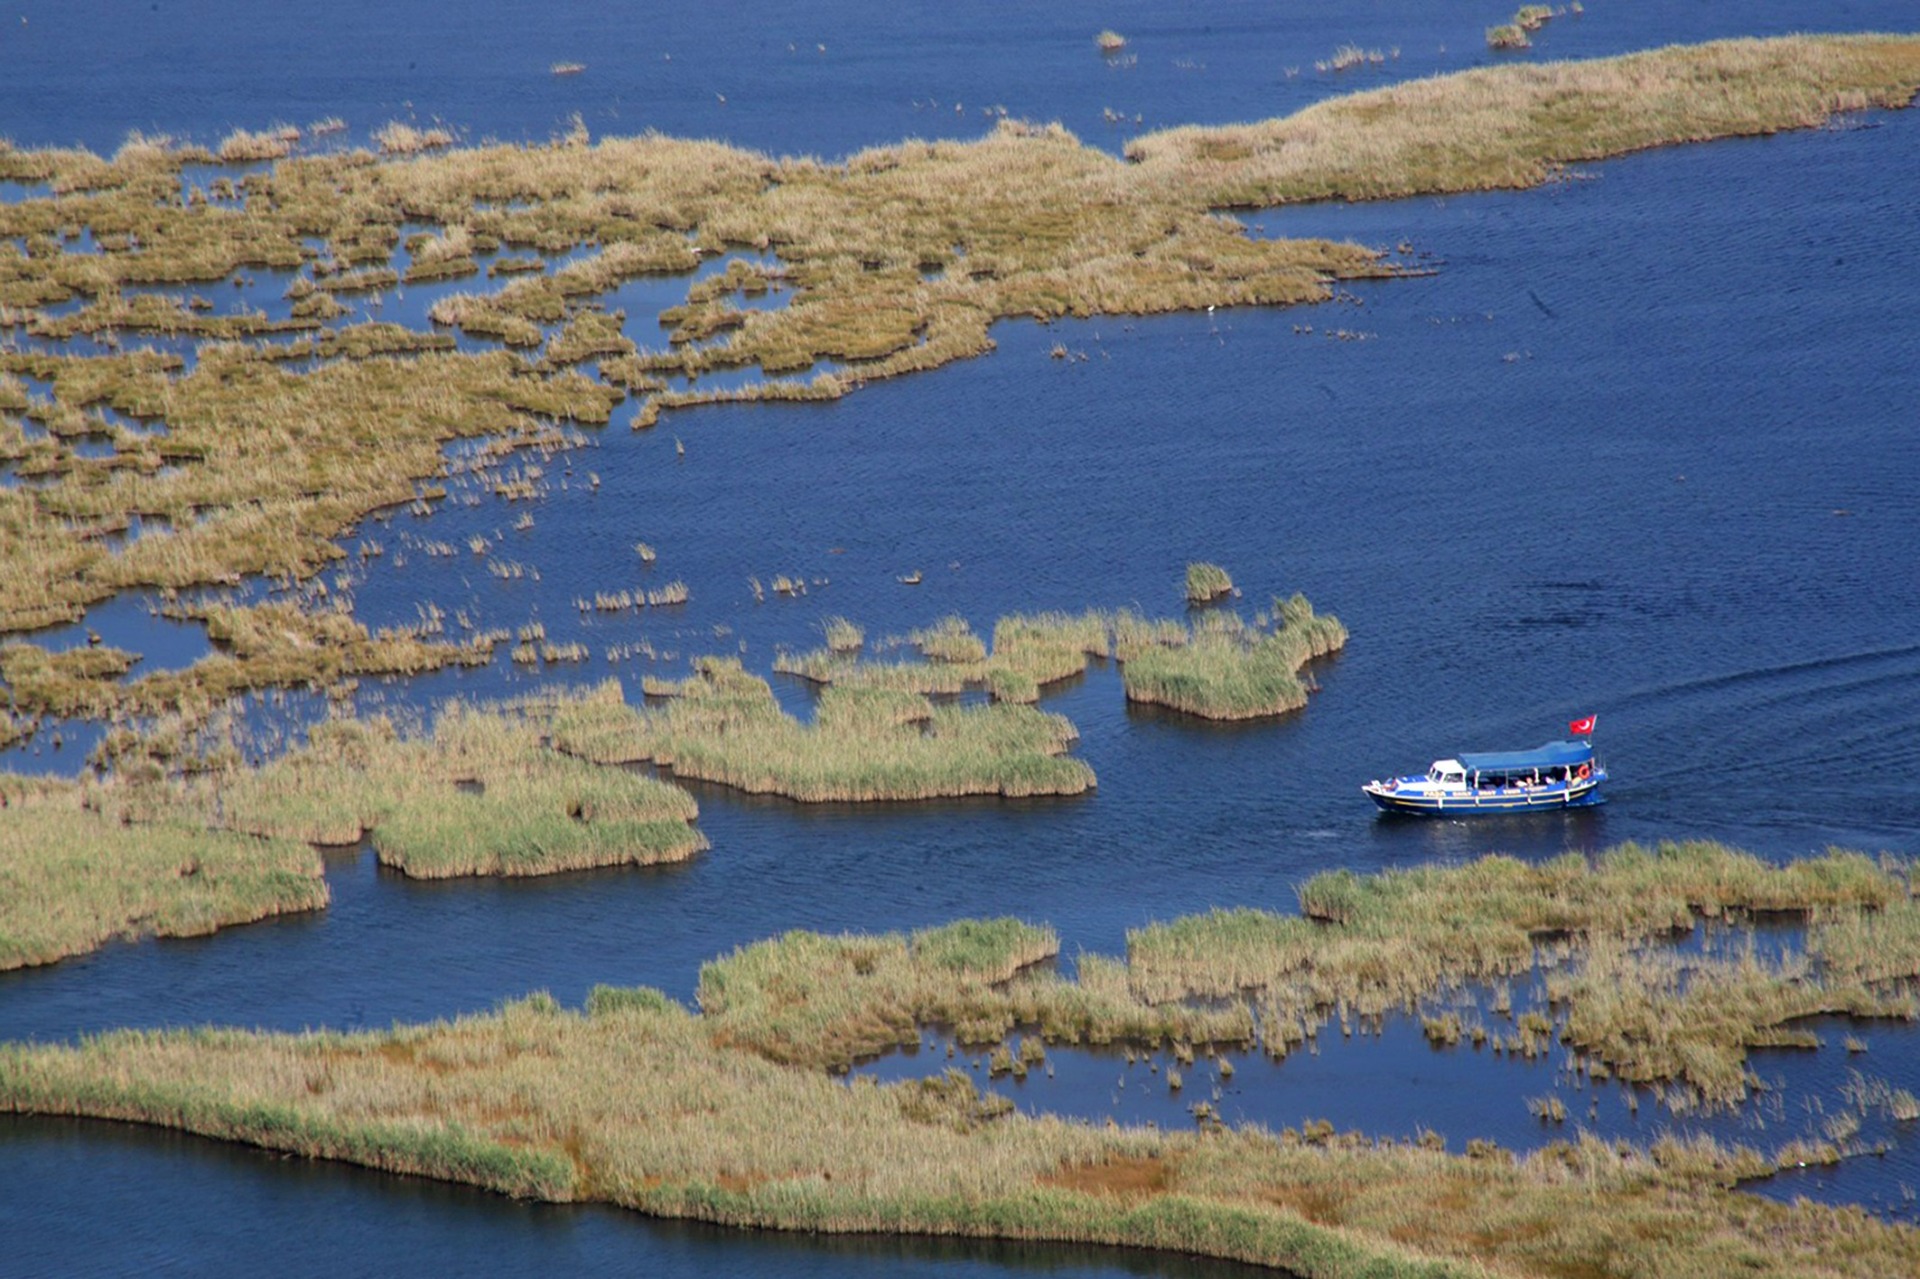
776, 598, 1339, 720
374, 122, 455, 155
774, 611, 1100, 703
1184, 561, 1234, 603
1488, 4, 1566, 51
821, 616, 863, 652
1, 34, 1914, 752
5, 602, 501, 759
696, 918, 1249, 1070
1127, 36, 1920, 206
0, 344, 612, 740
6, 950, 1920, 1275
0, 348, 614, 636
547, 663, 1094, 801
1127, 841, 1918, 1105
212, 694, 705, 878
1121, 594, 1348, 720
1548, 933, 1895, 1102
216, 128, 294, 163
0, 783, 326, 970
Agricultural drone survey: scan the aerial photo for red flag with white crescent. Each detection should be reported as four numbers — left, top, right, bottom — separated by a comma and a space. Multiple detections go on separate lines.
1568, 715, 1596, 736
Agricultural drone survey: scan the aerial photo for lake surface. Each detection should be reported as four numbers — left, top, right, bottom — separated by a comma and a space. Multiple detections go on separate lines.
4, 1, 1920, 1274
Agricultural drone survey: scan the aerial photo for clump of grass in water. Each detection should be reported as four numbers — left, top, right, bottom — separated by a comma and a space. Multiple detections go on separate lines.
821, 616, 863, 653
1316, 44, 1386, 74
6, 601, 503, 764
911, 615, 988, 664
777, 597, 1342, 722
1489, 4, 1566, 50
775, 609, 1111, 705
216, 127, 295, 163
1121, 593, 1348, 720
694, 917, 1245, 1070
373, 121, 454, 155
1184, 561, 1234, 604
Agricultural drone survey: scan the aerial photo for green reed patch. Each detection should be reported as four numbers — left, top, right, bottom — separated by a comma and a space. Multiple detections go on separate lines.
0, 787, 326, 970
1121, 594, 1348, 719
548, 664, 1094, 801
776, 593, 1344, 721
213, 693, 705, 878
1184, 561, 1233, 604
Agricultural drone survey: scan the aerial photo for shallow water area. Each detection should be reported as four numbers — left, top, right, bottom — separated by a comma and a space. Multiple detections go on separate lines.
852, 999, 1920, 1225
19, 591, 214, 673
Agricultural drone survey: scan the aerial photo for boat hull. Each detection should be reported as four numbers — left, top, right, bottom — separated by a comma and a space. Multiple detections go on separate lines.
1364, 774, 1605, 816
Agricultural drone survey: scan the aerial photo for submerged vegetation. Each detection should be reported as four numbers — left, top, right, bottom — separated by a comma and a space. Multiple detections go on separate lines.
0, 36, 1915, 745
7, 839, 1920, 1277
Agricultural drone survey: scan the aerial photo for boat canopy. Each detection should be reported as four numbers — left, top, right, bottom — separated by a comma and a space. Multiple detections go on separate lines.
1458, 740, 1593, 772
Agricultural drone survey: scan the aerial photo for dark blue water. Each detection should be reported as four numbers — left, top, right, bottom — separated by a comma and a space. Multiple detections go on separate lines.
5, 2, 1920, 1273
4, 0, 1913, 160
0, 1116, 1280, 1279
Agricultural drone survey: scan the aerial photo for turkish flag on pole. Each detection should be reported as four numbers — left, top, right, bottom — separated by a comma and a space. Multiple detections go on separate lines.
1568, 715, 1597, 736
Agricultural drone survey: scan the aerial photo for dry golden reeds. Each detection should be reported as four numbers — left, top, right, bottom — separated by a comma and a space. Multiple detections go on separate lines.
0, 34, 1913, 755
7, 854, 1920, 1277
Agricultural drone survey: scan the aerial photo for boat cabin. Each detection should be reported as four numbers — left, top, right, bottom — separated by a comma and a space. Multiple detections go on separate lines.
1457, 740, 1594, 791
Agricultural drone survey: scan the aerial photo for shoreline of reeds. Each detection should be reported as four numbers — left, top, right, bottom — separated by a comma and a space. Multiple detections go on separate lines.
0, 689, 709, 969
6, 839, 1920, 1277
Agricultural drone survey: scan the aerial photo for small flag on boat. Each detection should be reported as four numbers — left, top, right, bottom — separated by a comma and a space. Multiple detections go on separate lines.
1568, 715, 1596, 736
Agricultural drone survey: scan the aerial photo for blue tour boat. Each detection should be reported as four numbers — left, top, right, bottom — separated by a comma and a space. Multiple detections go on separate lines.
1363, 737, 1605, 815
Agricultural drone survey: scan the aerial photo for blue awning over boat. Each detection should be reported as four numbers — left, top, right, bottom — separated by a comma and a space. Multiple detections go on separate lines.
1458, 741, 1593, 772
